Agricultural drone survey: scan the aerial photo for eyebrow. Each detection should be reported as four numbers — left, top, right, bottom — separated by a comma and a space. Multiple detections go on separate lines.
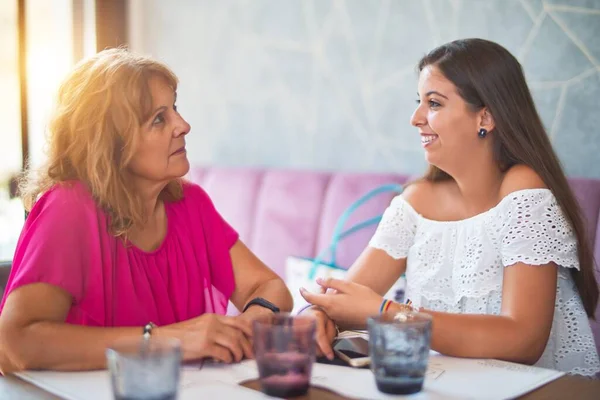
417, 90, 449, 100
150, 92, 177, 116
151, 105, 168, 116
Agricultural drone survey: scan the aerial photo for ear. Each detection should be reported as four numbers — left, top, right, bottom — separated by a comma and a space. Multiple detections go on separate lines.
479, 108, 495, 132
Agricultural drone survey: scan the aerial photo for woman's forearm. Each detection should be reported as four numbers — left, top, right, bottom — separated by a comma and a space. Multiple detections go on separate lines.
0, 322, 141, 373
333, 302, 547, 364
244, 278, 293, 312
389, 304, 546, 364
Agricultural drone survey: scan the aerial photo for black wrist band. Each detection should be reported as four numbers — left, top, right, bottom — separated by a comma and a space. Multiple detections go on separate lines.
243, 297, 280, 313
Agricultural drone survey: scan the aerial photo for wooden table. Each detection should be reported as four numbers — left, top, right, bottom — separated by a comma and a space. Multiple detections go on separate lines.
1, 373, 599, 400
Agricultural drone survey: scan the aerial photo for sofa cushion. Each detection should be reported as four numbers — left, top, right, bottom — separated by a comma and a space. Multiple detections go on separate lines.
190, 167, 411, 276
189, 167, 600, 354
569, 178, 600, 350
313, 173, 409, 269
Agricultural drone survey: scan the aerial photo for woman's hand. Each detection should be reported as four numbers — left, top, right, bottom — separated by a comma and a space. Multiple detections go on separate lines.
301, 306, 338, 360
158, 313, 254, 363
300, 278, 383, 329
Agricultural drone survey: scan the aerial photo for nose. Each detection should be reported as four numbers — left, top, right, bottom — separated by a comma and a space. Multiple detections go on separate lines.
410, 102, 426, 127
173, 113, 191, 137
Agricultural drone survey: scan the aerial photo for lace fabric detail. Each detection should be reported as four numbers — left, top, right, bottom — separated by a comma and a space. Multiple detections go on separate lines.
535, 278, 600, 375
369, 195, 418, 259
498, 190, 579, 269
372, 188, 599, 375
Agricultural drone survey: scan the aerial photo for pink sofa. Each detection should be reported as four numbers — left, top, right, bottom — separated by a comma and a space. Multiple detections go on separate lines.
188, 166, 600, 356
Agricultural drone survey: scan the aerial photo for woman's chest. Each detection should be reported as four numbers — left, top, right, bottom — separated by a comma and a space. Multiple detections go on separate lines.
405, 223, 505, 293
73, 228, 213, 327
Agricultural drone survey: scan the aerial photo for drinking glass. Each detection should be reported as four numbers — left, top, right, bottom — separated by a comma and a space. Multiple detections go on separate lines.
368, 311, 432, 395
106, 337, 181, 400
253, 313, 317, 397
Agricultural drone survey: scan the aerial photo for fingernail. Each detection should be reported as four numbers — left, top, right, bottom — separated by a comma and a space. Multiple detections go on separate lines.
316, 277, 323, 283
299, 287, 306, 293
328, 353, 334, 360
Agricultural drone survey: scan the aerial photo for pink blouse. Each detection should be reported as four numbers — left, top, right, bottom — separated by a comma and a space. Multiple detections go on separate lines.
0, 181, 239, 327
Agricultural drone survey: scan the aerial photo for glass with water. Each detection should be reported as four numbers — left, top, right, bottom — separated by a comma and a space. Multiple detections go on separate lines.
253, 313, 316, 397
368, 311, 432, 395
106, 337, 181, 400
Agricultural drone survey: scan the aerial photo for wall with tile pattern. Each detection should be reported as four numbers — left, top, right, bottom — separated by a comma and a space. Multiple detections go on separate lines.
129, 0, 600, 178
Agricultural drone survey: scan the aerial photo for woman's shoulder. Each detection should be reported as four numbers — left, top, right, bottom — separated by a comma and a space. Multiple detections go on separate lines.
400, 179, 460, 220
492, 166, 554, 215
498, 165, 548, 198
179, 180, 212, 206
400, 179, 438, 215
174, 180, 239, 247
171, 180, 221, 220
34, 181, 98, 215
24, 181, 104, 240
402, 166, 550, 221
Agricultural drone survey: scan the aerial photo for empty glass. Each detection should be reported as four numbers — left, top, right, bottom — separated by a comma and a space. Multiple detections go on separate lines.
368, 311, 432, 395
106, 337, 181, 400
253, 313, 317, 398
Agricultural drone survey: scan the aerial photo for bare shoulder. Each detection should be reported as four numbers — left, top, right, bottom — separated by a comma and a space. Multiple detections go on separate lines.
401, 179, 444, 216
402, 179, 434, 202
499, 165, 547, 197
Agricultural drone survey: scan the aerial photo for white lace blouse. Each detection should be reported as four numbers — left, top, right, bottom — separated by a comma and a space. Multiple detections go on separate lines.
369, 188, 600, 376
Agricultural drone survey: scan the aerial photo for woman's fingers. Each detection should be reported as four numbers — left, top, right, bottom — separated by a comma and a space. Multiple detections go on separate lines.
239, 331, 254, 359
198, 310, 337, 363
220, 315, 253, 337
326, 318, 338, 341
323, 318, 338, 360
299, 288, 331, 309
315, 313, 335, 360
214, 325, 245, 362
204, 344, 234, 364
316, 277, 354, 294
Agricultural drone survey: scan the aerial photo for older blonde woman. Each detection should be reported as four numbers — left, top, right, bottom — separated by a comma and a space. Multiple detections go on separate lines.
0, 49, 292, 373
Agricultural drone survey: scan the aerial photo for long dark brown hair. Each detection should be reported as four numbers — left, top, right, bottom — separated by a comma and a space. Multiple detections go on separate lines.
417, 38, 598, 318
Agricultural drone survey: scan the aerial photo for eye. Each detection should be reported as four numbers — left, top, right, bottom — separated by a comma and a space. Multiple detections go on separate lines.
173, 104, 178, 112
415, 99, 421, 104
152, 113, 165, 125
428, 99, 441, 108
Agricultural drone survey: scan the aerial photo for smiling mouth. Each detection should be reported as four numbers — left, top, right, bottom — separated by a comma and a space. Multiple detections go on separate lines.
421, 134, 438, 147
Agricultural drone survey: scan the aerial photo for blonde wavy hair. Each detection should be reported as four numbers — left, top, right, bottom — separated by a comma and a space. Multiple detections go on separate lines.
20, 48, 183, 238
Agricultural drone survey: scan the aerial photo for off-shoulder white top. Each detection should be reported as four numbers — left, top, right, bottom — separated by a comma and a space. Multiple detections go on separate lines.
369, 189, 600, 376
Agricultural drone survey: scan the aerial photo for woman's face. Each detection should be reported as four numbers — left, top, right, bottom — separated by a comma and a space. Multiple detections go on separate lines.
410, 66, 488, 172
127, 76, 191, 185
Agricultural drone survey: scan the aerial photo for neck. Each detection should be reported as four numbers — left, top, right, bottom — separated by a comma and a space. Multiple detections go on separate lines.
130, 177, 168, 219
142, 195, 163, 219
445, 154, 505, 213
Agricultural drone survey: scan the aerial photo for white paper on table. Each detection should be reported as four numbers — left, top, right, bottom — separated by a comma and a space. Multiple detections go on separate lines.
15, 362, 265, 400
15, 354, 564, 400
423, 354, 564, 400
308, 353, 564, 400
179, 381, 270, 399
15, 370, 111, 400
336, 330, 369, 340
310, 362, 451, 400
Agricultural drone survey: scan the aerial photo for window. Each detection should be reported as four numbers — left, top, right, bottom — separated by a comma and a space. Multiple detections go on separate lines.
0, 0, 102, 261
0, 0, 23, 260
26, 0, 75, 169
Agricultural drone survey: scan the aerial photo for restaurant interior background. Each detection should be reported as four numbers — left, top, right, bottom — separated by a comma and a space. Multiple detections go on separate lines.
1, 0, 599, 263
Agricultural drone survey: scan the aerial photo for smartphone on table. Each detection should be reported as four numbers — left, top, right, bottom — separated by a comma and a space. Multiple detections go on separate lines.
332, 337, 370, 368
